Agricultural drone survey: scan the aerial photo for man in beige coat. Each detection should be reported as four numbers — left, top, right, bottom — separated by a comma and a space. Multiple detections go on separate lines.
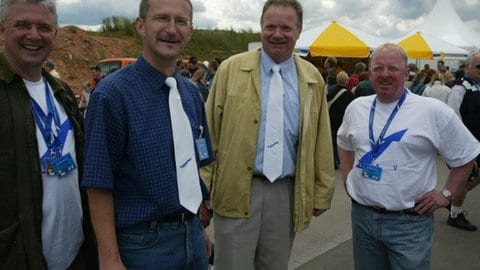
201, 1, 335, 269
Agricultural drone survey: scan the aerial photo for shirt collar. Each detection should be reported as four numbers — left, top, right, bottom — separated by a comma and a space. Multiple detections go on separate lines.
260, 50, 295, 76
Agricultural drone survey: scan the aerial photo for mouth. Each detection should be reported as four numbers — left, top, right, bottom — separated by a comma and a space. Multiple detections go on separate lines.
22, 44, 42, 51
379, 81, 392, 86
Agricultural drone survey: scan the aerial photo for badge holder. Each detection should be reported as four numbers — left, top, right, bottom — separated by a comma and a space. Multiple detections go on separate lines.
362, 164, 382, 181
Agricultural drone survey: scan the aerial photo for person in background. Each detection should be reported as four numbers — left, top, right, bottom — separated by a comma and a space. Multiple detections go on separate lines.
423, 63, 430, 72
410, 70, 428, 95
346, 62, 367, 91
327, 71, 353, 169
446, 51, 480, 231
405, 62, 418, 89
443, 70, 455, 88
89, 65, 104, 90
43, 58, 60, 79
353, 71, 374, 98
0, 0, 97, 269
206, 57, 219, 89
190, 67, 209, 101
188, 55, 198, 76
422, 72, 451, 104
338, 43, 480, 270
78, 81, 92, 114
437, 60, 447, 74
81, 0, 214, 269
322, 56, 337, 81
325, 69, 337, 94
201, 0, 335, 269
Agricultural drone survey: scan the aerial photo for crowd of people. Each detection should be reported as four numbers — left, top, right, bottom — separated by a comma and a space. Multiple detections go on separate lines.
1, 0, 479, 269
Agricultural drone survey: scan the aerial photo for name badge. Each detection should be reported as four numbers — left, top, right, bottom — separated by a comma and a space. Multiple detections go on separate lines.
362, 164, 382, 181
195, 138, 209, 161
51, 153, 77, 177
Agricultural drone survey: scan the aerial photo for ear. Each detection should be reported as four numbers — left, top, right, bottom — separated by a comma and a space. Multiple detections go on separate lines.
135, 17, 146, 38
185, 24, 193, 43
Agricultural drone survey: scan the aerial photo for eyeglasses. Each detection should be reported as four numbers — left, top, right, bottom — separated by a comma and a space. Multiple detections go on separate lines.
144, 15, 191, 28
475, 64, 480, 70
8, 20, 56, 33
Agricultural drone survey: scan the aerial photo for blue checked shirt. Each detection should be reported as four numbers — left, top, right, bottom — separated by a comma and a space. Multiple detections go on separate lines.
81, 55, 214, 229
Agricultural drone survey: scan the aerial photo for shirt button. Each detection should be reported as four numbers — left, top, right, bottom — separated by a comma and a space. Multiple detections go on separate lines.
253, 119, 258, 124
247, 167, 252, 171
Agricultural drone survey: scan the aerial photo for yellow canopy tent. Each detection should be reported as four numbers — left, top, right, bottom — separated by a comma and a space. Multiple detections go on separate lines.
295, 21, 385, 58
393, 32, 468, 59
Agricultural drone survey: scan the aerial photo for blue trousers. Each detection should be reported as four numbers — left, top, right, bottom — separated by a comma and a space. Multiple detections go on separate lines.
117, 216, 208, 270
351, 202, 433, 270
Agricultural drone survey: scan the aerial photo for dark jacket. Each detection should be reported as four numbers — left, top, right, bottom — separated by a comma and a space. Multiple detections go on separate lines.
0, 53, 97, 269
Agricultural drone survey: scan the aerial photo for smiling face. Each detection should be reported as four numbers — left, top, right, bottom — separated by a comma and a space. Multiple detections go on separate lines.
260, 4, 301, 64
136, 0, 193, 74
0, 2, 57, 80
369, 44, 409, 103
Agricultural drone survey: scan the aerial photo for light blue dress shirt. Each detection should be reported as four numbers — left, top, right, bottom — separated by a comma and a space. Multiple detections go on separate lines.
254, 50, 300, 178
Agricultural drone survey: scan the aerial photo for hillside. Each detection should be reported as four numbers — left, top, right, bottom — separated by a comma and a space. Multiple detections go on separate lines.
0, 26, 260, 96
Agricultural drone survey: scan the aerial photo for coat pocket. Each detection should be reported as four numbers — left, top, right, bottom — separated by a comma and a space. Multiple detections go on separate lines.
0, 222, 19, 266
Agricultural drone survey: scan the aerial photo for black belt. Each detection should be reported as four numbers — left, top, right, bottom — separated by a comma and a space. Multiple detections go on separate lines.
150, 212, 196, 227
351, 199, 419, 216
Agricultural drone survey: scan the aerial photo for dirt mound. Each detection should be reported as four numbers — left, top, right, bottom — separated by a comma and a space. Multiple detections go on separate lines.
1, 26, 142, 95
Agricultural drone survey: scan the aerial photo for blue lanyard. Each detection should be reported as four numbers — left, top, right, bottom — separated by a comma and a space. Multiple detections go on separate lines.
30, 79, 64, 149
368, 90, 407, 160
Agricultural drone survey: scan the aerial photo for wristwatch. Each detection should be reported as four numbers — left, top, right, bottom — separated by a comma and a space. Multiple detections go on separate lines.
441, 189, 452, 202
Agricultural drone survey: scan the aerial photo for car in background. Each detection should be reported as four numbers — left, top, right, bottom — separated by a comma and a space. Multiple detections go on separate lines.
97, 57, 136, 75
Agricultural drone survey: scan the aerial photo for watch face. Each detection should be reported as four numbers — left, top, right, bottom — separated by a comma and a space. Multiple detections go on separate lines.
442, 189, 451, 198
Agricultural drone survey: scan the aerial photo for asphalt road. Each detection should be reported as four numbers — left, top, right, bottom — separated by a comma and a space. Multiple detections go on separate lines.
206, 155, 480, 270
291, 155, 480, 270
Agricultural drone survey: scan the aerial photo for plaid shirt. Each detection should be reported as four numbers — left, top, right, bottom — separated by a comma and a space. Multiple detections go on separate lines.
82, 55, 213, 229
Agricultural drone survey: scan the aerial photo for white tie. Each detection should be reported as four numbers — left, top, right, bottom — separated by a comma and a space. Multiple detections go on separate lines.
263, 65, 284, 182
166, 77, 202, 213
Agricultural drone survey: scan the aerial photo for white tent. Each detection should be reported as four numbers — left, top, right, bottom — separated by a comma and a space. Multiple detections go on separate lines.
416, 0, 480, 51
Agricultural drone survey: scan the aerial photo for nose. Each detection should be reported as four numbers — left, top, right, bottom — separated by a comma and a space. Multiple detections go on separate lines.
271, 27, 284, 37
26, 25, 42, 39
164, 19, 178, 32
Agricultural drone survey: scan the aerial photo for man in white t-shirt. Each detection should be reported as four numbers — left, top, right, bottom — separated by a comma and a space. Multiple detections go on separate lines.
0, 1, 97, 269
338, 43, 480, 270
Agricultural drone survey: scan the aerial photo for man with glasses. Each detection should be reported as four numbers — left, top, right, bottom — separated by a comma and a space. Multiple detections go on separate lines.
0, 0, 97, 269
201, 0, 335, 269
446, 51, 480, 231
82, 0, 214, 269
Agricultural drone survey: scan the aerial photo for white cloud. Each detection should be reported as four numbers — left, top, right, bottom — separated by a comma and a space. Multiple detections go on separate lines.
56, 0, 480, 40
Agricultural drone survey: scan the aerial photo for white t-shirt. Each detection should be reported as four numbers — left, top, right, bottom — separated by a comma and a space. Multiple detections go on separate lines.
25, 78, 84, 270
337, 92, 480, 210
422, 81, 451, 104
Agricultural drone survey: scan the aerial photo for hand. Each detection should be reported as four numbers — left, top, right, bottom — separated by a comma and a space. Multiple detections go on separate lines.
312, 208, 326, 217
414, 190, 450, 214
199, 200, 213, 227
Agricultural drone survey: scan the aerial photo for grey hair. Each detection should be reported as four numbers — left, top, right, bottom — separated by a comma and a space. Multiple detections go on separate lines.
465, 51, 480, 66
139, 0, 192, 20
370, 43, 408, 68
0, 0, 57, 23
